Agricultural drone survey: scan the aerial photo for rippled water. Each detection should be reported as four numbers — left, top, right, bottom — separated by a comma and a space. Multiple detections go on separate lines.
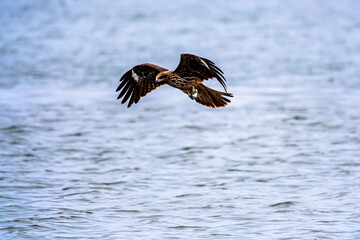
1, 1, 360, 239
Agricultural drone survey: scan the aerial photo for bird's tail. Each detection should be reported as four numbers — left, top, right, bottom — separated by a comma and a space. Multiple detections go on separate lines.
192, 83, 233, 108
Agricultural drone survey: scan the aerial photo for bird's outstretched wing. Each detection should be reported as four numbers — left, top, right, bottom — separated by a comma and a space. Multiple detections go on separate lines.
173, 53, 227, 91
116, 63, 168, 107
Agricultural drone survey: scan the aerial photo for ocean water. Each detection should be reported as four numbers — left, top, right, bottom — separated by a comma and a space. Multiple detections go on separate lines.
1, 1, 360, 239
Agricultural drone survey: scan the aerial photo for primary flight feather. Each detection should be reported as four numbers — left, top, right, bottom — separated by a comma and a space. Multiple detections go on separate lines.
116, 53, 233, 108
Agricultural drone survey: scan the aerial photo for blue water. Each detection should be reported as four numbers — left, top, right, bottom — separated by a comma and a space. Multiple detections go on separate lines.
1, 1, 360, 239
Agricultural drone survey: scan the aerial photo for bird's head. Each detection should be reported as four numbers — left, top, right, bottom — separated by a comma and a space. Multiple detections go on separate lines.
155, 71, 172, 83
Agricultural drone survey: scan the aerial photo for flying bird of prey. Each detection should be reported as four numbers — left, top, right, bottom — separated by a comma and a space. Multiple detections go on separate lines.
116, 53, 233, 108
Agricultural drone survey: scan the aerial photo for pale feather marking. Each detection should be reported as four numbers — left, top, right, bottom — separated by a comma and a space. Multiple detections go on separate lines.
192, 88, 198, 98
190, 86, 198, 99
199, 58, 210, 70
131, 69, 140, 82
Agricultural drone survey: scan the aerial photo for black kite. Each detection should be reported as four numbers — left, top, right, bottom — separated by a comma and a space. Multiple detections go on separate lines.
116, 53, 233, 108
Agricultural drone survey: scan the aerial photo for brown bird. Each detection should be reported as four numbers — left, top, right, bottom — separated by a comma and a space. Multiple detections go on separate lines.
116, 53, 233, 108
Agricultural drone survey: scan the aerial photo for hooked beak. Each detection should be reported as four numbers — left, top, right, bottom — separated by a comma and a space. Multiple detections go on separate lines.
155, 78, 161, 83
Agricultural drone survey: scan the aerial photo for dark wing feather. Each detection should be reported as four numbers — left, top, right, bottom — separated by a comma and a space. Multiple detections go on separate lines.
173, 53, 227, 91
116, 63, 168, 107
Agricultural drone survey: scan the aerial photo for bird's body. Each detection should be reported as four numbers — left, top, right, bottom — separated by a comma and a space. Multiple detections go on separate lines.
116, 53, 233, 108
157, 71, 200, 97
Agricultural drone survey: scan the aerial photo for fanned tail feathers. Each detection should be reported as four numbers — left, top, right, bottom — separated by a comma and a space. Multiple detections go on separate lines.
193, 83, 233, 108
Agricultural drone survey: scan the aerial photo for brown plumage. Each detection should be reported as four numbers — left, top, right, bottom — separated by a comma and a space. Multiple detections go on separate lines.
116, 53, 233, 108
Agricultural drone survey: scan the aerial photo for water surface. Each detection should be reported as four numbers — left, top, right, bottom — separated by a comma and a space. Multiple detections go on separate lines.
1, 1, 360, 239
